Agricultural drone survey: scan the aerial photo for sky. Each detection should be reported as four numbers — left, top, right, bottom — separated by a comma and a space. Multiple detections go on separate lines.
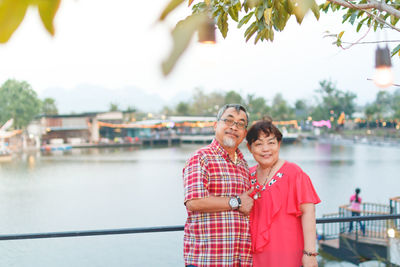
0, 0, 399, 113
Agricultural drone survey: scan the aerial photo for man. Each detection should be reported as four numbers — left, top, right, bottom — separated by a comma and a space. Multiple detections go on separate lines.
183, 104, 254, 267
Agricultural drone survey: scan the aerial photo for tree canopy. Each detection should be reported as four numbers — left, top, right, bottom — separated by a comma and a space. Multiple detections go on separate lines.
0, 79, 42, 129
159, 0, 400, 74
0, 0, 398, 76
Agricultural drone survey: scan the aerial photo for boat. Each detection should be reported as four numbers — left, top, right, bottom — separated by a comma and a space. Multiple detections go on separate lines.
0, 147, 12, 162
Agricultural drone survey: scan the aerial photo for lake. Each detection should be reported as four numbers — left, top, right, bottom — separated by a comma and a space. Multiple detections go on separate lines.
0, 140, 398, 266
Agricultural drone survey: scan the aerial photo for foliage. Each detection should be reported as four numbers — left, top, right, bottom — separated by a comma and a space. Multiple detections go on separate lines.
160, 0, 320, 74
311, 80, 357, 122
245, 93, 270, 122
176, 101, 191, 115
270, 93, 295, 120
321, 0, 400, 54
109, 102, 119, 112
42, 97, 58, 115
364, 90, 392, 119
0, 79, 42, 129
159, 0, 400, 74
0, 0, 60, 43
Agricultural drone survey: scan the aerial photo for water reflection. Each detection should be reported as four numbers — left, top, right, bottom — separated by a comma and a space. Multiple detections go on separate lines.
0, 141, 398, 266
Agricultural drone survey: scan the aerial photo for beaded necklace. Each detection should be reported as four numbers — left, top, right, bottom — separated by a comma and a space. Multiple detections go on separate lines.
250, 160, 279, 200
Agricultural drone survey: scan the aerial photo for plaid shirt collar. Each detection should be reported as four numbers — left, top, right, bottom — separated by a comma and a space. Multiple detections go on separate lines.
210, 139, 245, 164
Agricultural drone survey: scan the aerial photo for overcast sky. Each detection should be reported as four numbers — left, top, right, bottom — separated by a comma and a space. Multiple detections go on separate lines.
0, 0, 399, 113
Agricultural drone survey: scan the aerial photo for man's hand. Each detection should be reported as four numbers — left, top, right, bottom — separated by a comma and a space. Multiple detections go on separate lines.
238, 188, 254, 216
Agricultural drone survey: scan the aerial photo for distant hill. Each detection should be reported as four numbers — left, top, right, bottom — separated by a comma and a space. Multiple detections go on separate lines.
39, 84, 191, 114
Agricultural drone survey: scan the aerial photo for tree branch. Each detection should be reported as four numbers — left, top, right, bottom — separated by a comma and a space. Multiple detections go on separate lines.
328, 0, 400, 19
328, 0, 400, 32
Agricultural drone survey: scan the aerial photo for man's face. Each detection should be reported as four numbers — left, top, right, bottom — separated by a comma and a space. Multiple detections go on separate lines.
214, 107, 248, 149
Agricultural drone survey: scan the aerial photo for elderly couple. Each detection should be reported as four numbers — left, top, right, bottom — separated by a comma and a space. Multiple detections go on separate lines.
183, 104, 321, 267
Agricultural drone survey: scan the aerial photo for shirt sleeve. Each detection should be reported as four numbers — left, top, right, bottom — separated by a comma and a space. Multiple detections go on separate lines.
183, 153, 209, 203
287, 170, 321, 217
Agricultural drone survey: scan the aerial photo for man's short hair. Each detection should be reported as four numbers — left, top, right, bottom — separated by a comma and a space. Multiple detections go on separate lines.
216, 104, 249, 125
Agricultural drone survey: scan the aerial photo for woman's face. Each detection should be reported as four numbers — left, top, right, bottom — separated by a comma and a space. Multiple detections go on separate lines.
247, 132, 281, 168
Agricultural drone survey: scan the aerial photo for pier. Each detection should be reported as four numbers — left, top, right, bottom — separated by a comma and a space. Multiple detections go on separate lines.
319, 197, 400, 265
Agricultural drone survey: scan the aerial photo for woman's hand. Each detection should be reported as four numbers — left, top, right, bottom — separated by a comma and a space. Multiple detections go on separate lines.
302, 254, 318, 267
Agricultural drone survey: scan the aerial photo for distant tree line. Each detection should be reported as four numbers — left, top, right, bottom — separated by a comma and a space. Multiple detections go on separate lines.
2, 78, 400, 130
161, 80, 400, 126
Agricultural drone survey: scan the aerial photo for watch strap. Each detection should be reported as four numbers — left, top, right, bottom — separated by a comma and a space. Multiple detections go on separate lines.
236, 196, 242, 207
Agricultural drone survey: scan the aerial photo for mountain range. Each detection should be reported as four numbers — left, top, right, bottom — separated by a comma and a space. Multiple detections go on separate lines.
39, 84, 191, 114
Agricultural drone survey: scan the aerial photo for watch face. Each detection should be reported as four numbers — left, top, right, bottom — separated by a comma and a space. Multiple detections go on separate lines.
229, 197, 239, 209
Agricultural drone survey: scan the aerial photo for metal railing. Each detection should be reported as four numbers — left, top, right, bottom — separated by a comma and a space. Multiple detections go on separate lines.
391, 196, 400, 228
0, 215, 399, 241
319, 203, 398, 241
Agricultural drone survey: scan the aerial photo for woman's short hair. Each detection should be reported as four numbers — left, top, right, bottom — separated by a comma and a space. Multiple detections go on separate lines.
246, 118, 282, 145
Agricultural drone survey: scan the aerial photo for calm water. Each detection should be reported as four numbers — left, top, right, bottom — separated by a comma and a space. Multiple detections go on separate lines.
0, 141, 398, 266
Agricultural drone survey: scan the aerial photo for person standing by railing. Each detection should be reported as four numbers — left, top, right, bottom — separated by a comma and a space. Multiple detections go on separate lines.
349, 188, 366, 235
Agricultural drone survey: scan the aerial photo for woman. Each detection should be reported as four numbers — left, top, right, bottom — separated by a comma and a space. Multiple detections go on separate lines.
246, 119, 320, 267
348, 188, 365, 234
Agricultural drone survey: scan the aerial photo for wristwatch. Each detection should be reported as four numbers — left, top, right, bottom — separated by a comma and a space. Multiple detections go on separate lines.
229, 196, 241, 210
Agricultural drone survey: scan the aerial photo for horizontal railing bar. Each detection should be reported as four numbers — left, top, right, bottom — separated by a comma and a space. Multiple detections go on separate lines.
316, 214, 400, 223
0, 215, 399, 241
0, 225, 184, 241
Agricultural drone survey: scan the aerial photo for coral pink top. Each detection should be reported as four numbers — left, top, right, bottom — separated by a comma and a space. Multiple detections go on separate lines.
350, 194, 362, 211
249, 161, 321, 267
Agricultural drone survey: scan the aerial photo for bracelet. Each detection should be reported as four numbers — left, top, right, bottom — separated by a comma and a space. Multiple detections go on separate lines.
303, 250, 319, 257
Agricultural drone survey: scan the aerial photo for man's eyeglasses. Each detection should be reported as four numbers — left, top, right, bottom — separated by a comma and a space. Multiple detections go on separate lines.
219, 118, 247, 129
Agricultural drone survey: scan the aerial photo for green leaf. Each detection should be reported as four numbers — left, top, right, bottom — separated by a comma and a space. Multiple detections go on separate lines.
356, 17, 368, 32
244, 21, 257, 41
264, 8, 272, 26
254, 28, 267, 44
159, 0, 186, 20
391, 44, 400, 57
290, 0, 314, 24
272, 3, 289, 31
38, 0, 61, 35
322, 0, 330, 10
349, 10, 358, 25
356, 21, 363, 32
342, 12, 351, 23
228, 6, 239, 22
268, 27, 274, 41
310, 0, 319, 20
391, 15, 399, 26
161, 13, 207, 75
246, 0, 261, 9
0, 0, 29, 43
238, 11, 254, 28
217, 12, 228, 38
255, 6, 265, 20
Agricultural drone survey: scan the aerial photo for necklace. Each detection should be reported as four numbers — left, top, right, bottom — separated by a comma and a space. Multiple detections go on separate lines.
250, 159, 280, 200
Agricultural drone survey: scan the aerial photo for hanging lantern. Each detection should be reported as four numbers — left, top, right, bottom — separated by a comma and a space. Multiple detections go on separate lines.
198, 16, 216, 44
373, 45, 393, 88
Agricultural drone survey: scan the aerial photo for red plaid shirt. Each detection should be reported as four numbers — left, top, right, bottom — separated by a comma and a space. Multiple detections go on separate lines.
183, 139, 252, 267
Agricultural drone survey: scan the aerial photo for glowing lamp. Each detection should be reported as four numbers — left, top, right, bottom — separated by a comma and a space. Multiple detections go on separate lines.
373, 45, 393, 88
388, 228, 396, 238
198, 17, 216, 44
